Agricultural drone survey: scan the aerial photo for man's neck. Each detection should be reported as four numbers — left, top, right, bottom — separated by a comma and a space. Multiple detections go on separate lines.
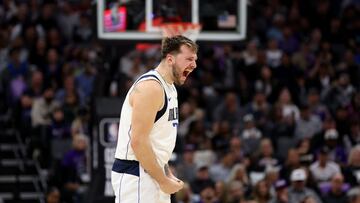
155, 62, 173, 84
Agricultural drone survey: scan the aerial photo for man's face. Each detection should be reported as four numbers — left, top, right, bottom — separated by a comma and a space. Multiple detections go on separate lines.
293, 180, 305, 190
170, 45, 197, 85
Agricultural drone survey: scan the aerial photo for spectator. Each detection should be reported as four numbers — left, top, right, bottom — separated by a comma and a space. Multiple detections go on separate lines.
343, 121, 360, 154
344, 146, 360, 186
226, 164, 250, 195
244, 89, 271, 133
213, 92, 242, 131
288, 168, 323, 203
322, 129, 348, 164
226, 180, 245, 203
176, 144, 197, 182
229, 136, 246, 164
31, 86, 60, 127
196, 185, 219, 203
209, 151, 235, 182
256, 138, 279, 170
240, 114, 263, 155
277, 87, 300, 121
60, 134, 89, 203
322, 173, 348, 203
4, 47, 29, 80
294, 104, 322, 140
45, 187, 61, 203
252, 179, 271, 203
266, 38, 283, 68
269, 179, 289, 203
71, 106, 90, 137
75, 63, 96, 101
24, 69, 44, 98
190, 164, 215, 195
309, 146, 341, 185
306, 88, 329, 121
280, 148, 301, 182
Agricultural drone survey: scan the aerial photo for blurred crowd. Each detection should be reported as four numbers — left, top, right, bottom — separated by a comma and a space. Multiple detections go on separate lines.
0, 0, 98, 202
0, 0, 360, 203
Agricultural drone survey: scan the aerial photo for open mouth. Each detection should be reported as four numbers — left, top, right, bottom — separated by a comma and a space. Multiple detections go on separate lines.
183, 70, 190, 77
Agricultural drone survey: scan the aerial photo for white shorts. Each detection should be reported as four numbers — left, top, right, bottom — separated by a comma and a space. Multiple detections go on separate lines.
111, 159, 170, 203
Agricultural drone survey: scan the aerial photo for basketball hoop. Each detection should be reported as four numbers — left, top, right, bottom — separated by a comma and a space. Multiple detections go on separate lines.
160, 22, 202, 42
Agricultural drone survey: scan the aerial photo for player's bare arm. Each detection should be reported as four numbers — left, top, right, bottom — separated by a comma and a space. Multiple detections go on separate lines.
129, 80, 183, 194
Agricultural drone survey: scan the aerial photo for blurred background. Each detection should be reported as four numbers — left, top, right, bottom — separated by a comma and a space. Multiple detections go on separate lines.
0, 0, 359, 203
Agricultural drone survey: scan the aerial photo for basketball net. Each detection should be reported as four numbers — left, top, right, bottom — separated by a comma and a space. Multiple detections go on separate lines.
160, 22, 202, 42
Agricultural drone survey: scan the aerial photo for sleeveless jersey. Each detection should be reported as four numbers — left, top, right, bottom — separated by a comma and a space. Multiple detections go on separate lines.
114, 70, 178, 167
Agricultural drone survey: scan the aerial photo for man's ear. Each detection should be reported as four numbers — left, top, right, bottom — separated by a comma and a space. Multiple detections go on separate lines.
166, 54, 174, 65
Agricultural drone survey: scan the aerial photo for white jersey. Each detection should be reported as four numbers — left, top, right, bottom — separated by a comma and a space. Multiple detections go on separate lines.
114, 70, 178, 167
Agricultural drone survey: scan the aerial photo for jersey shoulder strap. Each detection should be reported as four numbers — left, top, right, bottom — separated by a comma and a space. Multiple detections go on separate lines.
134, 73, 168, 123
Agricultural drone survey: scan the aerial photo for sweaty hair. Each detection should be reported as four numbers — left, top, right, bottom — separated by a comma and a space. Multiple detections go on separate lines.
161, 35, 198, 59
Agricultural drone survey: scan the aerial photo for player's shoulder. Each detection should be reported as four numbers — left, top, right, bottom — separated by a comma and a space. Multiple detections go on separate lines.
135, 79, 163, 93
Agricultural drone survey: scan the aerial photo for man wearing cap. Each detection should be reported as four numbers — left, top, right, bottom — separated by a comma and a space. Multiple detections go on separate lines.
268, 179, 289, 203
288, 168, 323, 203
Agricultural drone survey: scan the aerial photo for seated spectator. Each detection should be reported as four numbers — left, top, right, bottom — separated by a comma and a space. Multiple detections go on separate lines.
49, 107, 72, 164
343, 146, 360, 186
294, 104, 322, 140
321, 173, 348, 203
265, 166, 281, 196
252, 179, 272, 203
71, 106, 90, 136
309, 146, 341, 186
209, 151, 235, 182
228, 137, 246, 164
243, 89, 271, 132
297, 138, 315, 166
306, 88, 329, 121
212, 91, 242, 131
190, 164, 215, 195
226, 180, 245, 203
226, 164, 250, 192
45, 187, 61, 203
240, 114, 263, 155
176, 144, 197, 182
343, 121, 360, 154
55, 74, 85, 106
60, 134, 89, 203
277, 87, 300, 121
322, 129, 348, 164
23, 69, 44, 99
280, 148, 301, 182
288, 168, 323, 203
256, 138, 279, 170
268, 179, 289, 203
196, 184, 219, 203
50, 107, 71, 139
211, 121, 231, 153
31, 86, 60, 127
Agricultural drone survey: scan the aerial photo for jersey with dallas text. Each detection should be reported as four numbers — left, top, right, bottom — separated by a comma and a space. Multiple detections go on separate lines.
114, 70, 178, 167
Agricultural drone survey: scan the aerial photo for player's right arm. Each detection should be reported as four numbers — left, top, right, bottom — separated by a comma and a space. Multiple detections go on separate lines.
129, 80, 183, 194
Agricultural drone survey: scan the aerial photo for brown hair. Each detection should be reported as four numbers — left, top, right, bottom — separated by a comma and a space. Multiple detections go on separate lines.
161, 35, 198, 59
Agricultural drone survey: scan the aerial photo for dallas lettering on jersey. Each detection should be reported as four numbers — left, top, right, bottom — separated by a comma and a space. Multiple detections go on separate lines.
168, 107, 178, 121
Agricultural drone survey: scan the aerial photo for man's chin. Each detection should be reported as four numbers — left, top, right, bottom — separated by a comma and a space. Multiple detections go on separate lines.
174, 79, 185, 86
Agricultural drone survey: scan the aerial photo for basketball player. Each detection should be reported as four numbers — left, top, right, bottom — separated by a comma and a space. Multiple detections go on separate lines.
111, 35, 198, 203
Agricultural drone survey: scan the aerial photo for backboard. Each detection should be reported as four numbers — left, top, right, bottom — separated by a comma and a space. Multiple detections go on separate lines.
97, 0, 247, 41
